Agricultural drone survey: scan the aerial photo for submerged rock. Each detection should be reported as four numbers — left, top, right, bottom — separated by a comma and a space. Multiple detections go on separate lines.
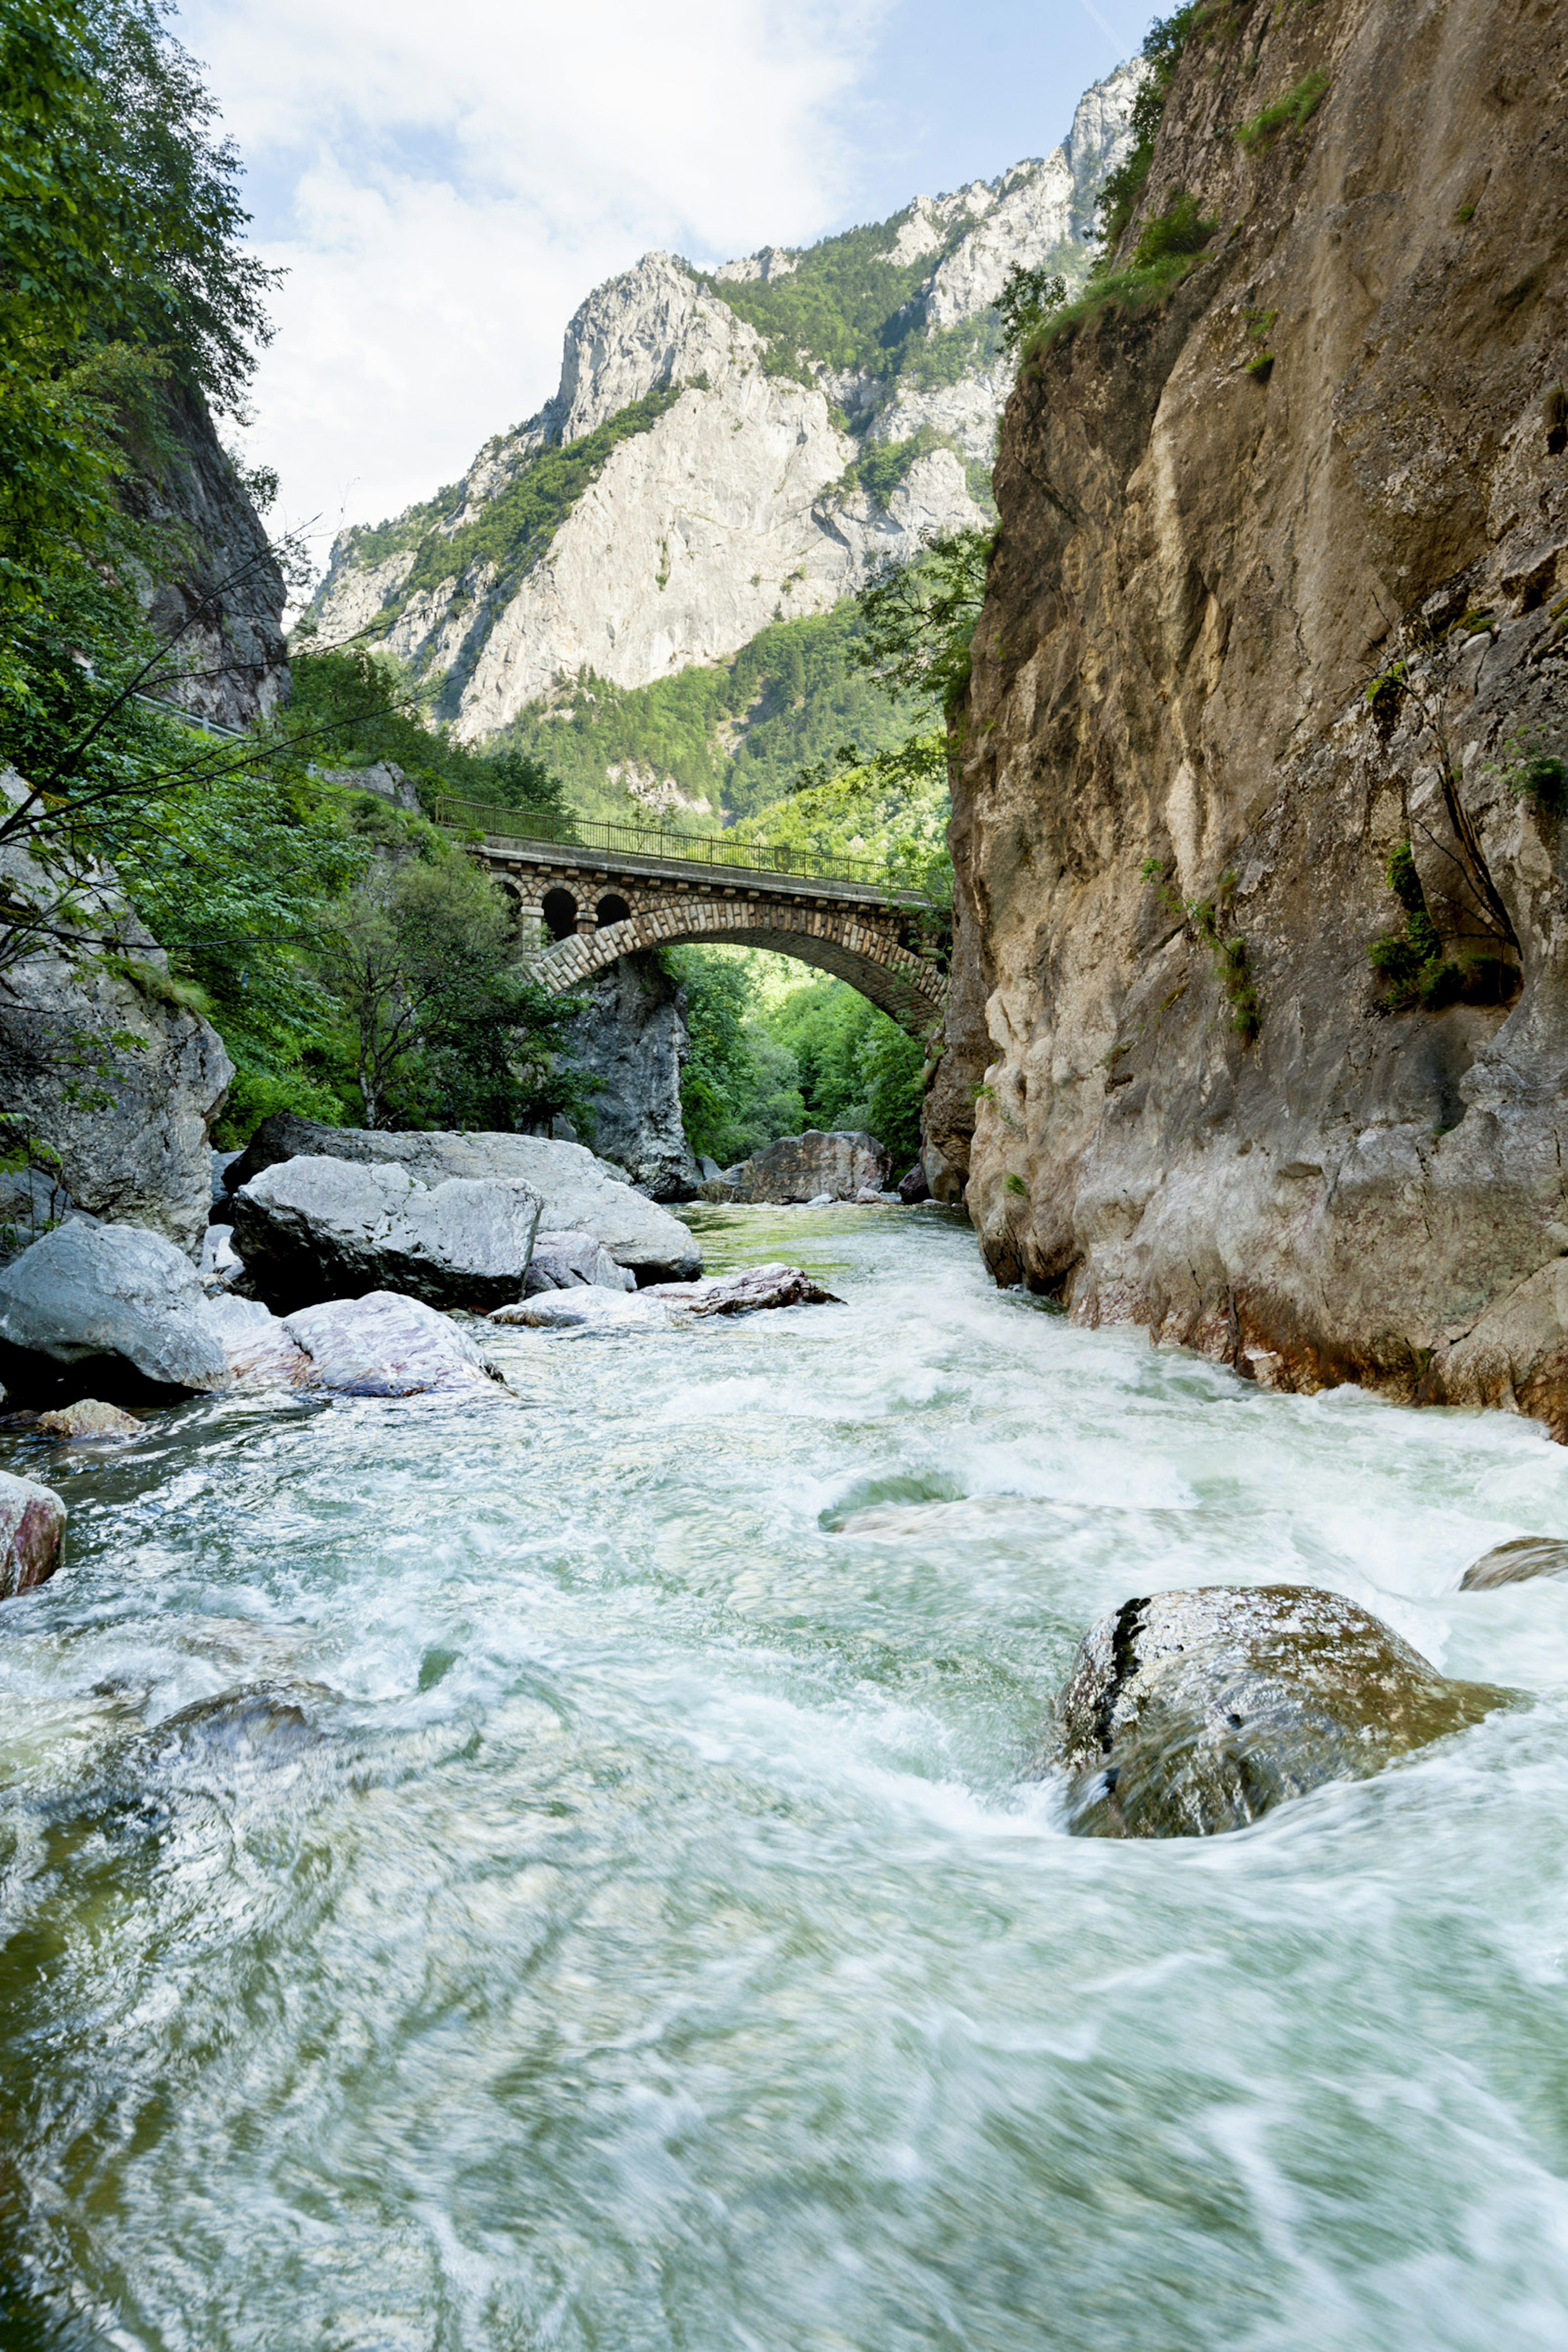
643, 1263, 843, 1316
0, 1468, 65, 1598
1048, 1584, 1510, 1838
1459, 1537, 1568, 1590
0, 1221, 231, 1396
523, 1229, 637, 1294
728, 1131, 891, 1204
34, 1398, 142, 1441
231, 1156, 541, 1311
489, 1290, 671, 1331
224, 1114, 701, 1283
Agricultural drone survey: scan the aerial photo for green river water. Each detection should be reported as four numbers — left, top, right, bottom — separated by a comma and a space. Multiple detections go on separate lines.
3, 1203, 1568, 2350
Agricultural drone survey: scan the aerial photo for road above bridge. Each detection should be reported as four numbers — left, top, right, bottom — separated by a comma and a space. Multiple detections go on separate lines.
439, 800, 948, 1033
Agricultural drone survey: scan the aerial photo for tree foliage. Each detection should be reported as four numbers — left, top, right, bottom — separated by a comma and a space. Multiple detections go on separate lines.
316, 841, 593, 1133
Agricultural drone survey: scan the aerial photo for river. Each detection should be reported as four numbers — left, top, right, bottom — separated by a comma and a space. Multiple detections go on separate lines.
3, 1202, 1568, 2350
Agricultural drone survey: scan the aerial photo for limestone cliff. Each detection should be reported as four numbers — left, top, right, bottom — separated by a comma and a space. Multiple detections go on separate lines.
941, 0, 1568, 1433
309, 67, 1142, 746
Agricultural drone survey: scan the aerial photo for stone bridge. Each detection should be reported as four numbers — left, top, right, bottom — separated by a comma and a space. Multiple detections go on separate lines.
444, 803, 947, 1033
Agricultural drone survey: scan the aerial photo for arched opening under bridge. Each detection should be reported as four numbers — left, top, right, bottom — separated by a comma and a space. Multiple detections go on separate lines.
532, 899, 944, 1035
540, 887, 578, 943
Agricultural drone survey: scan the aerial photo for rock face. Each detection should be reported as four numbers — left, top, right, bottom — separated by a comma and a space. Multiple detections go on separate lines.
567, 952, 699, 1200
0, 1222, 231, 1397
0, 1470, 66, 1599
307, 69, 1141, 742
122, 381, 289, 731
730, 1131, 891, 1203
229, 1156, 541, 1311
1460, 1537, 1568, 1590
225, 1115, 702, 1282
524, 1230, 636, 1293
1050, 1586, 1508, 1838
0, 776, 234, 1256
941, 0, 1568, 1437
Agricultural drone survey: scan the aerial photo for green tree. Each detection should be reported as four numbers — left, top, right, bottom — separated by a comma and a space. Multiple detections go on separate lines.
316, 849, 590, 1132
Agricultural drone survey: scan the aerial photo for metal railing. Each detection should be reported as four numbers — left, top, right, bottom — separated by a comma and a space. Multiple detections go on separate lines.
434, 796, 933, 902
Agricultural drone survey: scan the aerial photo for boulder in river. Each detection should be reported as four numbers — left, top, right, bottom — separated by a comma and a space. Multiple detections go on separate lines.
492, 1261, 842, 1328
224, 1114, 700, 1283
1048, 1584, 1512, 1838
0, 1468, 65, 1598
728, 1130, 891, 1204
34, 1398, 142, 1441
0, 1221, 231, 1398
230, 1156, 541, 1311
1459, 1536, 1568, 1589
523, 1229, 637, 1294
643, 1263, 843, 1316
209, 1289, 500, 1396
897, 1161, 930, 1204
282, 1291, 501, 1396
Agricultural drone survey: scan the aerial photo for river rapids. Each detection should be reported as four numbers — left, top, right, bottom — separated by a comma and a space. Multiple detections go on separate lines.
3, 1204, 1568, 2350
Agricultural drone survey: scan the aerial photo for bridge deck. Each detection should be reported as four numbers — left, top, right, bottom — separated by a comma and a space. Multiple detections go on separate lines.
437, 797, 933, 910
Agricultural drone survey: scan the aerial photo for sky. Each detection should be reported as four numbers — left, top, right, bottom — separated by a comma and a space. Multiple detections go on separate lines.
172, 0, 1149, 581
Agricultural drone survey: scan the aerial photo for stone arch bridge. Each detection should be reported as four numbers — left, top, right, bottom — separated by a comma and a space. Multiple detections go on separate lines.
440, 801, 947, 1033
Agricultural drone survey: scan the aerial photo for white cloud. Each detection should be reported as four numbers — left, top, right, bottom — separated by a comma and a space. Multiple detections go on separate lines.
174, 0, 891, 575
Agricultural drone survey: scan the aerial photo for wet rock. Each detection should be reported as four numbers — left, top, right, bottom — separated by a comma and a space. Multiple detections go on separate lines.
1049, 1584, 1511, 1838
281, 1291, 501, 1395
1459, 1537, 1568, 1590
225, 1114, 701, 1283
0, 1221, 231, 1396
207, 1294, 312, 1390
0, 1469, 65, 1598
523, 1229, 637, 1294
643, 1263, 843, 1316
728, 1130, 891, 1204
231, 1156, 541, 1311
896, 1161, 931, 1204
34, 1399, 142, 1441
489, 1290, 671, 1331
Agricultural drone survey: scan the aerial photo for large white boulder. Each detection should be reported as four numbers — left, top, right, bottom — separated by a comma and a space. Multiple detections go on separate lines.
230, 1156, 541, 1310
0, 1221, 231, 1394
210, 1289, 499, 1397
282, 1292, 499, 1395
226, 1116, 701, 1283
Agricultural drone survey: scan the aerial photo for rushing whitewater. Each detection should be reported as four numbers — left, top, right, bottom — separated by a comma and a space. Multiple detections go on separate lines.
3, 1205, 1568, 2349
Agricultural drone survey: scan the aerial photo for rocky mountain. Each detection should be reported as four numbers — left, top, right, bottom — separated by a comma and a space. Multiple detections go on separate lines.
936, 0, 1568, 1436
309, 66, 1141, 768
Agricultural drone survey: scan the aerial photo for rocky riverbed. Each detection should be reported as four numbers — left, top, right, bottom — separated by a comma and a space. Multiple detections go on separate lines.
2, 1202, 1568, 2347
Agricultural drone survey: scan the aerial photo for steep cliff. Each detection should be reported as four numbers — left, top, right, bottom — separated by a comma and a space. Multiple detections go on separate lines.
124, 382, 290, 729
944, 0, 1568, 1432
310, 68, 1142, 754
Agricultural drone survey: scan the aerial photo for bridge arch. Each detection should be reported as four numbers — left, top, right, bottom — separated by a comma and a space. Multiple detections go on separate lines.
532, 901, 945, 1033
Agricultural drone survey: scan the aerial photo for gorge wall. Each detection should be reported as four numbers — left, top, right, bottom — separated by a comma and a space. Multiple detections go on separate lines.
939, 0, 1568, 1433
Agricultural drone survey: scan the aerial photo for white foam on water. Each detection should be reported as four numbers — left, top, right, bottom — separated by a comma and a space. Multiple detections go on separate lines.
4, 1205, 1568, 2348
